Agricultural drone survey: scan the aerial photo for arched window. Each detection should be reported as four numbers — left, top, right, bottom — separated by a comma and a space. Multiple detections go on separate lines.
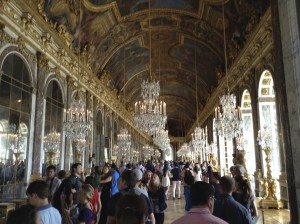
258, 70, 280, 178
241, 89, 256, 175
0, 54, 32, 183
43, 80, 63, 170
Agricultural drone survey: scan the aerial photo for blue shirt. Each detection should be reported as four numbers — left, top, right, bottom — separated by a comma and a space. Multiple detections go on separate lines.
213, 194, 253, 224
111, 170, 120, 196
37, 204, 61, 224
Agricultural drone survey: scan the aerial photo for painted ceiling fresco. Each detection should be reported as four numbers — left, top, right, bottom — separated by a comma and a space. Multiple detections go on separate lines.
43, 0, 270, 137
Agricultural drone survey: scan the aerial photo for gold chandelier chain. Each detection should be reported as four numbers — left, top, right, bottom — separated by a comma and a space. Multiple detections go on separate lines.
222, 4, 229, 92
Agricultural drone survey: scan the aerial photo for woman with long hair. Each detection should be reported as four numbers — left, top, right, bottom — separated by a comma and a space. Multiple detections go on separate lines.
193, 165, 202, 182
233, 175, 258, 218
85, 176, 101, 223
161, 163, 171, 199
62, 184, 95, 224
148, 173, 167, 224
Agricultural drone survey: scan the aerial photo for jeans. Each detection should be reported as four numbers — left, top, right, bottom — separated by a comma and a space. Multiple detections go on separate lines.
154, 213, 164, 224
184, 186, 191, 212
172, 181, 181, 198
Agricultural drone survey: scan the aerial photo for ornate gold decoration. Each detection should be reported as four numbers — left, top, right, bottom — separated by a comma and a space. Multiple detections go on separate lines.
29, 173, 43, 183
57, 24, 73, 49
37, 52, 49, 71
238, 149, 248, 179
259, 147, 283, 209
41, 32, 51, 46
37, 0, 48, 22
21, 12, 32, 29
17, 37, 25, 52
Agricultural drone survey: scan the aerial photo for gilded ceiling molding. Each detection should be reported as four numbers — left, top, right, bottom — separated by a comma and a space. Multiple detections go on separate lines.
83, 0, 121, 21
187, 7, 273, 137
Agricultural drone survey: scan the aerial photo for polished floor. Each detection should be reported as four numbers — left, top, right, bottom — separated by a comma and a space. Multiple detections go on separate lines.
164, 192, 290, 224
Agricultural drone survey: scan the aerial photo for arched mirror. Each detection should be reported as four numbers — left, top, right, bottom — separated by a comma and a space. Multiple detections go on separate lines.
43, 79, 63, 175
0, 53, 32, 196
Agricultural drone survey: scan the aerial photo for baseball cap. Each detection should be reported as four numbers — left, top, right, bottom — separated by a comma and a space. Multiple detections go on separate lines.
132, 168, 143, 182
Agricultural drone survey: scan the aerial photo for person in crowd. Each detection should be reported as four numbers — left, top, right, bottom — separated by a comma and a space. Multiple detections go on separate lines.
93, 166, 101, 190
132, 168, 148, 197
138, 161, 145, 173
126, 163, 132, 171
170, 162, 181, 200
115, 193, 147, 224
110, 163, 120, 196
181, 162, 194, 212
119, 161, 126, 175
62, 184, 94, 224
232, 164, 258, 219
148, 173, 167, 224
26, 180, 61, 223
141, 170, 153, 192
99, 165, 112, 224
161, 162, 171, 200
46, 165, 62, 203
213, 176, 253, 224
106, 170, 155, 224
85, 176, 101, 223
52, 163, 84, 213
193, 164, 202, 182
173, 181, 228, 224
58, 170, 66, 180
7, 204, 40, 224
233, 176, 258, 219
145, 160, 155, 173
211, 172, 221, 199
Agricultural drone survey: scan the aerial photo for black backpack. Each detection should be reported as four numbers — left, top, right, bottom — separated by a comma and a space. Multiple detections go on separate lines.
184, 170, 194, 186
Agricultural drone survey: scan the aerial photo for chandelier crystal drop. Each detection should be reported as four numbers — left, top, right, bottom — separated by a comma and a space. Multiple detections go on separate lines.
63, 91, 91, 141
117, 128, 131, 150
214, 93, 243, 139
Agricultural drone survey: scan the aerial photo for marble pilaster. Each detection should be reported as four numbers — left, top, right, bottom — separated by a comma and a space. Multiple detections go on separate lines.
278, 0, 300, 222
31, 52, 47, 177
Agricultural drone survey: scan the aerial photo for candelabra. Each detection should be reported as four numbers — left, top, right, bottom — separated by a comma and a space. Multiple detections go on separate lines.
74, 139, 86, 163
44, 128, 61, 165
257, 125, 283, 209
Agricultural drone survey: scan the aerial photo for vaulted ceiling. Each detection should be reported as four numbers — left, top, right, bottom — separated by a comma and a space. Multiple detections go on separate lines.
43, 0, 270, 137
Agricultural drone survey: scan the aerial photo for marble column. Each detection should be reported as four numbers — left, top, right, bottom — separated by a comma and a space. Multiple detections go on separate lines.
85, 91, 93, 172
31, 52, 47, 180
277, 0, 300, 222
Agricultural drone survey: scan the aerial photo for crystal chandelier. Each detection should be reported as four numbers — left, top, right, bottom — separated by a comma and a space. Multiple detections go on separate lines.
63, 1, 91, 141
153, 129, 170, 151
191, 126, 206, 151
63, 91, 91, 140
44, 128, 61, 152
214, 5, 243, 139
117, 128, 131, 150
134, 0, 167, 135
9, 126, 24, 161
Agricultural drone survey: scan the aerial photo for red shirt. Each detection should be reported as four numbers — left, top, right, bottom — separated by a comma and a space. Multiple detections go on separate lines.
90, 188, 99, 213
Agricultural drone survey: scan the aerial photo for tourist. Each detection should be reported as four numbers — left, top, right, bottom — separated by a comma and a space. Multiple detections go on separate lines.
110, 163, 120, 196
148, 173, 167, 224
46, 165, 61, 203
170, 162, 181, 200
161, 162, 171, 200
213, 176, 253, 224
26, 180, 61, 223
172, 181, 228, 224
181, 162, 194, 212
85, 176, 101, 223
7, 204, 40, 224
99, 165, 112, 224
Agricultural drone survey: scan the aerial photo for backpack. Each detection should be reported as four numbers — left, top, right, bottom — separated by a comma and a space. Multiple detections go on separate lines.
184, 170, 194, 186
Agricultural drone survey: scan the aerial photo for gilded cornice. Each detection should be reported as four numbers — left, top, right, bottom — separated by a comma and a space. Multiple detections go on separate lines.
0, 0, 151, 141
187, 7, 273, 137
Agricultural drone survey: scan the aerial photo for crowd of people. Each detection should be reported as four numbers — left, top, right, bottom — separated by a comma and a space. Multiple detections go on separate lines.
6, 159, 258, 224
